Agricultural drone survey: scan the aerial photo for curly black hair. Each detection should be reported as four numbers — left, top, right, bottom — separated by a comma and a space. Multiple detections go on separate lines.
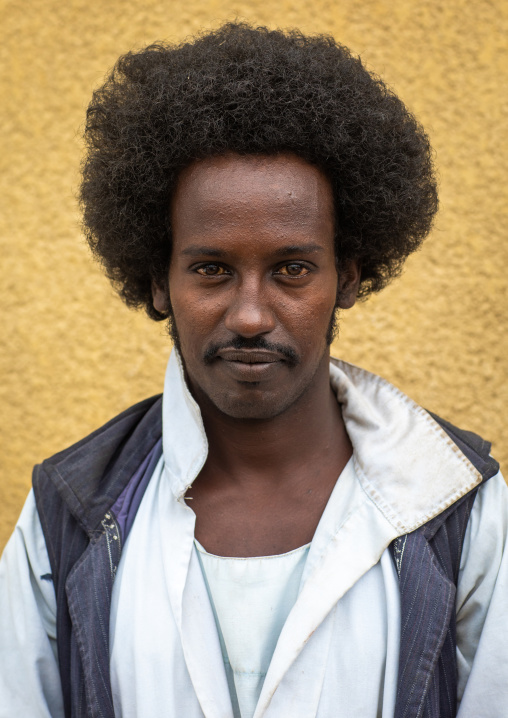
80, 22, 438, 321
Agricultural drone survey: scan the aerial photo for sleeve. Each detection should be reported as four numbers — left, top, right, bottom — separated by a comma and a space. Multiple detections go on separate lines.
456, 470, 508, 716
0, 489, 65, 718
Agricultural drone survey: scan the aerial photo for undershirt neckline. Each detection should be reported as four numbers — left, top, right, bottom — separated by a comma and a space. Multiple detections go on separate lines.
194, 538, 312, 561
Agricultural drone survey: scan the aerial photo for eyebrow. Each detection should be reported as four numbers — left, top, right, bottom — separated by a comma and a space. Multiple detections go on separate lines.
181, 247, 226, 257
276, 244, 325, 256
181, 244, 325, 257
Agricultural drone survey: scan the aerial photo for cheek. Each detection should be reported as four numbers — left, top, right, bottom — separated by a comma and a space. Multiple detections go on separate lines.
289, 274, 338, 320
278, 287, 338, 342
301, 298, 336, 332
169, 281, 224, 345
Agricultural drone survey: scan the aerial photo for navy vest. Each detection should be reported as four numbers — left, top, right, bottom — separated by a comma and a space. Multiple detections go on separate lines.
33, 397, 499, 718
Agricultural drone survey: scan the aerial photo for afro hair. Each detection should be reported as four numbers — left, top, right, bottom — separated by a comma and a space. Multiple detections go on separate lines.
80, 22, 438, 320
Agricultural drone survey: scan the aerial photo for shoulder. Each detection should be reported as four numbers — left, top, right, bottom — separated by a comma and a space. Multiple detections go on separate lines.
427, 411, 499, 483
462, 471, 508, 566
33, 394, 163, 536
39, 394, 163, 471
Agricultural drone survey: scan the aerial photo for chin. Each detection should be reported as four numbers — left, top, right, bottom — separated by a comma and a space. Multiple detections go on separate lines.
207, 386, 304, 421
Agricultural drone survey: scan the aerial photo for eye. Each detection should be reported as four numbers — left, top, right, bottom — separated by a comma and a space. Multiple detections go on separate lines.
195, 263, 229, 276
276, 263, 311, 277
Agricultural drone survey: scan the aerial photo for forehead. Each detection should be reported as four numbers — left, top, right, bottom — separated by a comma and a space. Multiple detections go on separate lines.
170, 153, 335, 244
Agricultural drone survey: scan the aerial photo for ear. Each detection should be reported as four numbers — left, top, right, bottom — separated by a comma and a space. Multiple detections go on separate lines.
151, 280, 169, 315
336, 260, 361, 309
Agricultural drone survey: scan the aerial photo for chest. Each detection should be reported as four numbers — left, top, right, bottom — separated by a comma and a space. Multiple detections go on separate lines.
110, 505, 401, 718
186, 475, 338, 556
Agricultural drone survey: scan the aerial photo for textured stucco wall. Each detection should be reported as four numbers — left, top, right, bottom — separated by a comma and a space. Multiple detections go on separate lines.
1, 0, 507, 549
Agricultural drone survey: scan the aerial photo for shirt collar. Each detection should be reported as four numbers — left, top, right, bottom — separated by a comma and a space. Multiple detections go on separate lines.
329, 357, 481, 533
162, 349, 481, 531
162, 349, 208, 500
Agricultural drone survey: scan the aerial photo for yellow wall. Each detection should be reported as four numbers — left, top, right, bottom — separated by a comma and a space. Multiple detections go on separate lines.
1, 0, 507, 549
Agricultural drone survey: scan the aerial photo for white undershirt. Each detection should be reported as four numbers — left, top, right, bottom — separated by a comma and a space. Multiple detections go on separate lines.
195, 540, 311, 718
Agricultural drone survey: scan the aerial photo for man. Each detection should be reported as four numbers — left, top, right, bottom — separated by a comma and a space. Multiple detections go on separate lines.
1, 22, 507, 718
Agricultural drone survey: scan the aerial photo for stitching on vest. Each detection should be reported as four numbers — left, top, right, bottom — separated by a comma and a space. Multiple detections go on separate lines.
393, 535, 407, 577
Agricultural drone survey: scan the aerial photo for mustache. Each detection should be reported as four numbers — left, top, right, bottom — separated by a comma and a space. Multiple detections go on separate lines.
203, 336, 299, 366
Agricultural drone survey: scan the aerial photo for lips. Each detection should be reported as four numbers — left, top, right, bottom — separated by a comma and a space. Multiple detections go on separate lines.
213, 347, 286, 382
216, 349, 284, 364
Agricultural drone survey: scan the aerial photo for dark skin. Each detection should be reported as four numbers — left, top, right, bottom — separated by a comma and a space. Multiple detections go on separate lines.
153, 153, 360, 557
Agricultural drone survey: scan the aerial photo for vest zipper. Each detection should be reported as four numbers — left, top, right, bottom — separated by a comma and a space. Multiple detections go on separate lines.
102, 512, 122, 580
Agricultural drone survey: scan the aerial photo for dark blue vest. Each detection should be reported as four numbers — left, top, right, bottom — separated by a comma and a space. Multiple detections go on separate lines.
32, 396, 499, 718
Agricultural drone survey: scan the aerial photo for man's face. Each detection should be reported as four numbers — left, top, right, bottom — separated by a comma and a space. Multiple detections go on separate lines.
155, 153, 357, 420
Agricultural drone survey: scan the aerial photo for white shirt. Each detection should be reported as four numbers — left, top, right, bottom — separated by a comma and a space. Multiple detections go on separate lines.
1, 350, 507, 717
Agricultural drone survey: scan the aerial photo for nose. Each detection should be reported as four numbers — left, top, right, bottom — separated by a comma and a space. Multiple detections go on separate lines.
223, 280, 276, 338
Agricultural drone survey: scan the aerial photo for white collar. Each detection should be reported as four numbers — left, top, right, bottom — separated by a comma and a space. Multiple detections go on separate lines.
162, 349, 481, 533
329, 357, 480, 533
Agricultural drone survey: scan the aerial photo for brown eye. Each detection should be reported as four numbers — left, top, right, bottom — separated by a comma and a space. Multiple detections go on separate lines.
196, 264, 226, 276
278, 263, 309, 277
